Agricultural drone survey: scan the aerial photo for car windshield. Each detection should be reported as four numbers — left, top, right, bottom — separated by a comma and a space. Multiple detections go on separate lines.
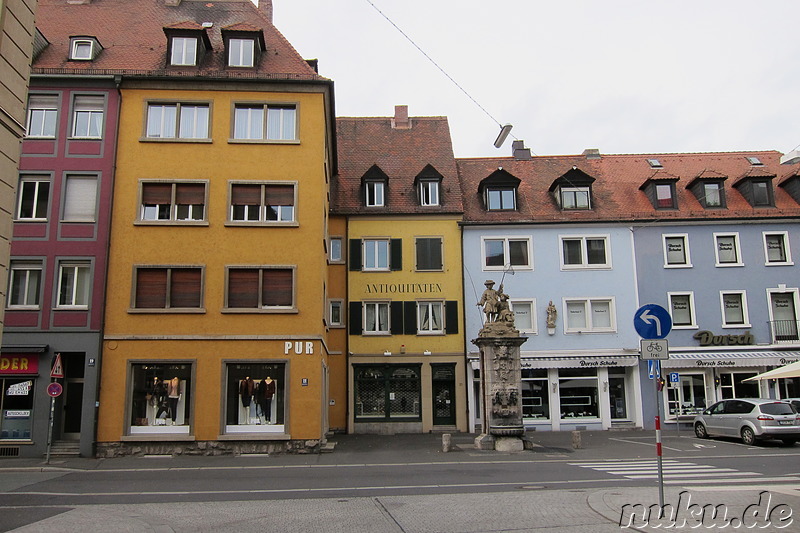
760, 403, 795, 415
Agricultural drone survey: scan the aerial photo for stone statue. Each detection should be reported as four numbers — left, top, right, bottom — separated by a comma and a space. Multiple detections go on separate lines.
496, 284, 515, 325
546, 300, 557, 329
478, 280, 499, 323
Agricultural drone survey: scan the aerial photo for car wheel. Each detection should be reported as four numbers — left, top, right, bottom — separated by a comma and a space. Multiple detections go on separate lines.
782, 439, 797, 446
741, 426, 756, 446
694, 422, 708, 439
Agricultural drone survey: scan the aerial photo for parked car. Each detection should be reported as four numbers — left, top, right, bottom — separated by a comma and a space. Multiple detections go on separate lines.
784, 398, 800, 412
693, 398, 800, 446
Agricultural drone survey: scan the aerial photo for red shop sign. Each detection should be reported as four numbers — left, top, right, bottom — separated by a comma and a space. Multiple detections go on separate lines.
0, 355, 39, 375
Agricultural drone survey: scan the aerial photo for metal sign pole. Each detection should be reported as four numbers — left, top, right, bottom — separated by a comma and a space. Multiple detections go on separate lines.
45, 394, 55, 465
654, 362, 665, 509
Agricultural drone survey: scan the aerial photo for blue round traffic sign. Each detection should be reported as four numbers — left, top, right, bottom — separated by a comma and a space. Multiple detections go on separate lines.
634, 304, 672, 339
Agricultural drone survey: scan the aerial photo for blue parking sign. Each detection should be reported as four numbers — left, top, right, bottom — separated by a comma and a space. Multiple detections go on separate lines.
669, 372, 679, 384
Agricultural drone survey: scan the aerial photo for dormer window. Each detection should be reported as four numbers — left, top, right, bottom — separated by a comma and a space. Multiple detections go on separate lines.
687, 172, 727, 209
703, 182, 723, 207
640, 174, 679, 209
222, 26, 266, 68
228, 38, 255, 67
549, 167, 596, 211
478, 168, 520, 212
734, 173, 776, 208
414, 164, 443, 207
171, 37, 197, 65
164, 24, 212, 67
361, 165, 389, 208
69, 36, 101, 61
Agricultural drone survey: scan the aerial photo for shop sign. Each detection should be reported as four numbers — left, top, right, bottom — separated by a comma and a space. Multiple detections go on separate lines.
4, 410, 30, 419
779, 358, 799, 365
6, 380, 32, 396
693, 330, 754, 346
694, 360, 740, 367
284, 342, 315, 355
579, 359, 620, 367
0, 355, 38, 375
364, 283, 442, 295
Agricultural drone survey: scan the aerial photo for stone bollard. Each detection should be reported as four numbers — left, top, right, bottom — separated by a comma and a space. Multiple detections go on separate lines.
572, 430, 582, 449
442, 433, 452, 453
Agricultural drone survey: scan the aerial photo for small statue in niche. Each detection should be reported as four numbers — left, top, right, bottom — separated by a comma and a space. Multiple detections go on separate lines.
546, 300, 558, 330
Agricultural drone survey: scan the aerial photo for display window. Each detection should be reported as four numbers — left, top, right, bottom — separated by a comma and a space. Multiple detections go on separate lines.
354, 364, 421, 421
558, 368, 599, 419
521, 369, 549, 420
129, 363, 192, 434
1, 378, 35, 440
666, 373, 707, 418
225, 362, 285, 433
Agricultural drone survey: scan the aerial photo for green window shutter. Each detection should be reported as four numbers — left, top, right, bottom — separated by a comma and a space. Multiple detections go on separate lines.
349, 239, 362, 271
404, 301, 417, 335
445, 301, 459, 334
390, 301, 404, 334
349, 301, 362, 335
390, 239, 402, 271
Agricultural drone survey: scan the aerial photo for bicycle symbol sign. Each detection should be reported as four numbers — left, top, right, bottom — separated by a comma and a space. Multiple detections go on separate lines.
640, 338, 669, 360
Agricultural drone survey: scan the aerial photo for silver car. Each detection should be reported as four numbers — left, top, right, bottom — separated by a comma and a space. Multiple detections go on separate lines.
693, 398, 800, 446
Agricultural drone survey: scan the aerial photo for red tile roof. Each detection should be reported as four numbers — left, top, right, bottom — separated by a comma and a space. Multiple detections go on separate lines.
333, 115, 463, 215
32, 0, 324, 80
457, 151, 800, 224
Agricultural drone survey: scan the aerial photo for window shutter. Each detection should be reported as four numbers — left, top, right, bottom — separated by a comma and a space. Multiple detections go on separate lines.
141, 183, 172, 204
175, 183, 205, 205
262, 269, 293, 307
170, 268, 202, 308
445, 301, 459, 334
349, 239, 362, 271
63, 176, 97, 222
404, 302, 417, 335
264, 185, 294, 206
135, 268, 167, 308
390, 239, 402, 271
349, 301, 362, 335
231, 184, 261, 205
227, 269, 259, 308
73, 95, 104, 111
390, 301, 404, 334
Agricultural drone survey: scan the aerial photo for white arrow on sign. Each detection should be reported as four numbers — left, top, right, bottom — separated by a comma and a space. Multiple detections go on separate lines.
639, 309, 662, 337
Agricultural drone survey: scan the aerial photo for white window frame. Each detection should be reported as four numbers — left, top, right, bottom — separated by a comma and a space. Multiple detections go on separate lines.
654, 183, 675, 208
363, 301, 390, 335
509, 298, 537, 334
26, 95, 58, 138
763, 231, 793, 266
559, 186, 591, 210
562, 297, 616, 333
668, 291, 697, 329
559, 235, 611, 270
140, 181, 208, 223
419, 180, 439, 206
232, 103, 297, 141
62, 175, 98, 222
417, 301, 444, 335
7, 261, 43, 309
328, 236, 344, 264
713, 233, 743, 267
70, 39, 94, 60
16, 177, 51, 221
227, 182, 296, 225
56, 261, 91, 309
362, 239, 390, 271
328, 299, 344, 327
720, 290, 750, 328
228, 38, 255, 67
71, 95, 104, 138
366, 181, 385, 207
662, 233, 692, 268
486, 187, 516, 211
481, 236, 533, 271
145, 102, 210, 140
703, 182, 723, 207
170, 36, 198, 66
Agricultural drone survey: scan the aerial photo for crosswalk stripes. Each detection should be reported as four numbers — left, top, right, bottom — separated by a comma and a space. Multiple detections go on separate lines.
568, 459, 800, 485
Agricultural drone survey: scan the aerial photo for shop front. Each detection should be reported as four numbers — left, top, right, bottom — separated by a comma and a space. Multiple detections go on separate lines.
469, 353, 643, 432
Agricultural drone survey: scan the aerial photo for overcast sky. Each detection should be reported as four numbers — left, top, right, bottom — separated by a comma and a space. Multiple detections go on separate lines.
273, 1, 800, 158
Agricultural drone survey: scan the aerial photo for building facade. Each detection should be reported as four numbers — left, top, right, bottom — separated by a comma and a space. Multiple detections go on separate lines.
334, 107, 468, 434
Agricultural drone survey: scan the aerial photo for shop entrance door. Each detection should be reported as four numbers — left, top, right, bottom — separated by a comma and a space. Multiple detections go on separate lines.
608, 377, 627, 419
61, 353, 85, 440
432, 364, 456, 426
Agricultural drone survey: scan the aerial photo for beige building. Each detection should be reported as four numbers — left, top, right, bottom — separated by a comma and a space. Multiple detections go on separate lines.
0, 0, 39, 343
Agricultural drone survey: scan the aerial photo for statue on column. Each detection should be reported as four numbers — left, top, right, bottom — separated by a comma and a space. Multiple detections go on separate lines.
478, 280, 518, 337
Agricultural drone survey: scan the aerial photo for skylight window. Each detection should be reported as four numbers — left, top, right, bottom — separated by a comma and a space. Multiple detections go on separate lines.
647, 159, 663, 168
746, 156, 763, 166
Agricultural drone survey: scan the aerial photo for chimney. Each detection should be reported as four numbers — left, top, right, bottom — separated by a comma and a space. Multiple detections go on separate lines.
257, 0, 274, 23
392, 105, 411, 130
582, 148, 601, 160
512, 140, 532, 160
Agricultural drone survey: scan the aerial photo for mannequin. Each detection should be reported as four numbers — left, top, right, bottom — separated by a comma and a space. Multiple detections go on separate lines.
167, 377, 181, 425
258, 376, 276, 423
151, 377, 169, 424
239, 376, 255, 423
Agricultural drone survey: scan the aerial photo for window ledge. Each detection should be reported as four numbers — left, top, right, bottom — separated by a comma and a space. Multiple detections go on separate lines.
217, 433, 290, 441
139, 137, 212, 143
715, 263, 744, 268
664, 264, 693, 269
135, 221, 210, 227
224, 221, 299, 228
721, 324, 752, 329
221, 308, 299, 314
122, 434, 195, 442
672, 325, 700, 330
765, 262, 794, 267
128, 308, 206, 314
68, 137, 102, 141
227, 138, 300, 145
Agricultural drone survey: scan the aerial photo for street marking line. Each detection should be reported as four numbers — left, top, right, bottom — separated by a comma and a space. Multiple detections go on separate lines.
608, 437, 683, 452
625, 472, 760, 479
664, 476, 800, 485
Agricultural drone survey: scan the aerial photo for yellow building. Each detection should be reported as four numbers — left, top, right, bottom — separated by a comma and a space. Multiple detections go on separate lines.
335, 108, 467, 434
93, 0, 341, 454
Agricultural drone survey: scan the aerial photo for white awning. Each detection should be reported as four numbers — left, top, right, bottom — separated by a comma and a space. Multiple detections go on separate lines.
520, 355, 639, 369
661, 351, 800, 369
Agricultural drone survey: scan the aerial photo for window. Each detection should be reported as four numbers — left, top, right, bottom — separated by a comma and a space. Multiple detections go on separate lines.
647, 159, 663, 168
560, 187, 591, 210
146, 103, 209, 139
170, 36, 197, 65
363, 239, 390, 271
365, 181, 385, 207
486, 187, 516, 210
415, 237, 443, 271
7, 261, 42, 308
16, 177, 50, 221
702, 182, 724, 208
419, 180, 439, 206
133, 267, 203, 310
483, 237, 531, 269
417, 301, 444, 334
140, 182, 207, 222
564, 298, 615, 332
57, 261, 91, 308
663, 234, 691, 267
714, 233, 742, 266
328, 237, 343, 263
129, 363, 192, 434
0, 378, 35, 440
668, 292, 696, 328
521, 369, 549, 419
226, 268, 294, 310
233, 104, 297, 141
509, 299, 536, 333
228, 38, 255, 67
720, 291, 749, 327
328, 300, 344, 327
71, 95, 104, 138
751, 181, 772, 207
560, 236, 609, 269
62, 175, 98, 222
70, 39, 94, 60
763, 232, 792, 265
719, 373, 759, 400
26, 95, 58, 138
363, 301, 390, 334
224, 363, 285, 432
559, 368, 599, 419
655, 183, 675, 209
354, 365, 421, 421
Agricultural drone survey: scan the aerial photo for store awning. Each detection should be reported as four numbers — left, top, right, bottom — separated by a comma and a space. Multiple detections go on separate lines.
661, 351, 800, 369
520, 355, 639, 369
0, 344, 48, 354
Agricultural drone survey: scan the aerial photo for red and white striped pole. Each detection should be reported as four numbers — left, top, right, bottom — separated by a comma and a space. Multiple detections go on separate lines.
654, 362, 665, 508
